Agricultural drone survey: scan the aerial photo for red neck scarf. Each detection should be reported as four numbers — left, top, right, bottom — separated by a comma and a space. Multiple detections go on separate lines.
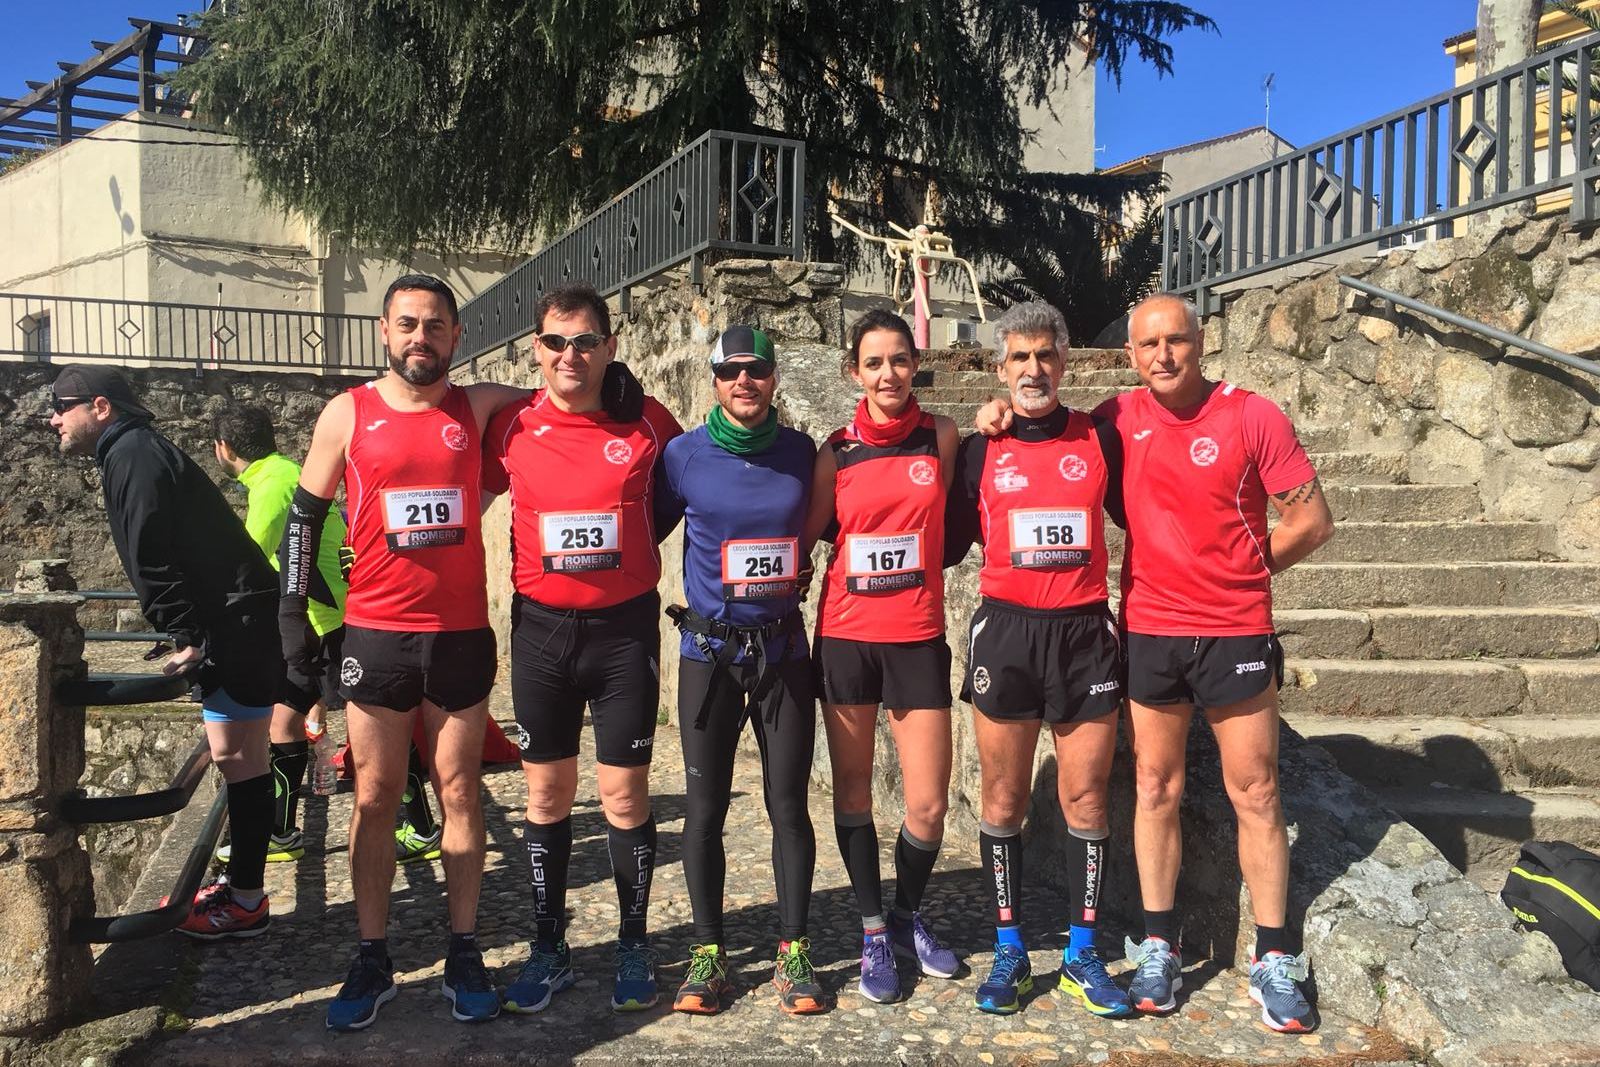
852, 395, 923, 448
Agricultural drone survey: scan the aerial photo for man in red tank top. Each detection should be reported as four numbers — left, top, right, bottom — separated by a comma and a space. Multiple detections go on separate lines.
280, 275, 533, 1030
1101, 295, 1333, 1034
479, 283, 682, 1015
944, 301, 1132, 1019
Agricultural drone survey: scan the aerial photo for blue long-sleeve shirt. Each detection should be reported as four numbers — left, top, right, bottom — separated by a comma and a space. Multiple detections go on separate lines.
657, 424, 815, 662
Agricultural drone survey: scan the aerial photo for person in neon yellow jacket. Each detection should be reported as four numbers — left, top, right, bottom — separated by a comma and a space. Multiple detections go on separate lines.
213, 404, 441, 864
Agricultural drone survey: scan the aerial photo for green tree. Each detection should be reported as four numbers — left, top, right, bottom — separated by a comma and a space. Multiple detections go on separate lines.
179, 0, 1209, 269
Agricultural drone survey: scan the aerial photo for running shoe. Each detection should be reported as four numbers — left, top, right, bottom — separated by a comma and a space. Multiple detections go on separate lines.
772, 937, 830, 1015
1057, 946, 1132, 1017
327, 951, 397, 1031
502, 941, 574, 1014
214, 829, 305, 864
395, 821, 442, 864
173, 880, 270, 940
611, 938, 659, 1012
1125, 935, 1183, 1014
974, 943, 1033, 1014
441, 945, 501, 1023
857, 931, 901, 1004
889, 911, 960, 978
1249, 951, 1318, 1033
672, 944, 733, 1015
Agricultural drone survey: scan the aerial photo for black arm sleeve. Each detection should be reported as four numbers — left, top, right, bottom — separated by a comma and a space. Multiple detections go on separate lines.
942, 432, 987, 568
1093, 415, 1127, 530
103, 439, 203, 649
278, 487, 331, 682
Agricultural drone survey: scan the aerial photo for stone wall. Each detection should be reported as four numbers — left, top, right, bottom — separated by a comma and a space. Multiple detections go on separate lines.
1207, 212, 1600, 559
0, 362, 368, 601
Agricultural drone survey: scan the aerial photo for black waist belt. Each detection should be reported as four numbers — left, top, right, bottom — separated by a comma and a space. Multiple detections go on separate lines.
666, 604, 796, 729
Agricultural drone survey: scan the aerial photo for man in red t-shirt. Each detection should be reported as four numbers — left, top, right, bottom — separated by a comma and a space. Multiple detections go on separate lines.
1101, 294, 1333, 1034
480, 283, 682, 1017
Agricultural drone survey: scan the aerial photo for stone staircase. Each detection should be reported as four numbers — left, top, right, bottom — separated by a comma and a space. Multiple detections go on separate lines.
919, 349, 1600, 889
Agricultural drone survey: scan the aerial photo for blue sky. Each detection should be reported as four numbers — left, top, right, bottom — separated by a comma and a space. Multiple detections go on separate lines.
9, 1, 1477, 169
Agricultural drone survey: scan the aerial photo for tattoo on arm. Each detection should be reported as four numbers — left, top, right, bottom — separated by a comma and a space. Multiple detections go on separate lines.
1272, 476, 1322, 507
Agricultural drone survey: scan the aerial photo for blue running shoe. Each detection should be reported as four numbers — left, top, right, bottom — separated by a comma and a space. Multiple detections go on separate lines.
974, 943, 1033, 1014
441, 946, 500, 1023
327, 952, 397, 1032
1249, 951, 1318, 1034
503, 941, 574, 1014
857, 931, 901, 1004
889, 911, 960, 978
1125, 936, 1182, 1014
611, 939, 659, 1012
1057, 947, 1132, 1017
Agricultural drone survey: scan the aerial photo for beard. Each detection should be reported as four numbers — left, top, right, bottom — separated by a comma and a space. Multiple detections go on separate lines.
1012, 374, 1056, 414
390, 345, 448, 387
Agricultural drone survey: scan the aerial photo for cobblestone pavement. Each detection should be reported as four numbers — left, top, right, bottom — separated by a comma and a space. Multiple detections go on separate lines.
132, 707, 1413, 1067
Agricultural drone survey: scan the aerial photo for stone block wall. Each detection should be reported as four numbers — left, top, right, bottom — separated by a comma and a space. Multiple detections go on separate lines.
1207, 212, 1600, 559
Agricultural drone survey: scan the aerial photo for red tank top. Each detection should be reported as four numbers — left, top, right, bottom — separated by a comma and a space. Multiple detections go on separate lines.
816, 414, 945, 642
343, 382, 489, 632
977, 409, 1111, 611
482, 392, 682, 610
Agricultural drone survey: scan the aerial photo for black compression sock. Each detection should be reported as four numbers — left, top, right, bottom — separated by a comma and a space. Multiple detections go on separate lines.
525, 816, 573, 947
269, 740, 309, 836
1144, 908, 1179, 947
979, 822, 1024, 945
835, 811, 883, 924
224, 772, 273, 892
403, 744, 437, 835
892, 823, 940, 916
608, 816, 657, 943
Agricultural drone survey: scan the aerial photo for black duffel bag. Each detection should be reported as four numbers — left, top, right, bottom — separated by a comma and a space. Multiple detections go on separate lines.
1502, 840, 1600, 992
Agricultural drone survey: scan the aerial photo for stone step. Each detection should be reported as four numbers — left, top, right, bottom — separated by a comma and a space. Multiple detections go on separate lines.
915, 367, 1141, 388
1275, 606, 1600, 660
1307, 451, 1409, 484
1289, 713, 1600, 791
1295, 425, 1348, 453
1281, 658, 1600, 718
1323, 483, 1481, 523
1369, 783, 1600, 887
919, 385, 1122, 409
1275, 561, 1600, 609
1309, 521, 1555, 564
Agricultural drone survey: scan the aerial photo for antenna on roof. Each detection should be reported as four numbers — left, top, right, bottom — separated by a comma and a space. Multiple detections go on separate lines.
1263, 73, 1278, 157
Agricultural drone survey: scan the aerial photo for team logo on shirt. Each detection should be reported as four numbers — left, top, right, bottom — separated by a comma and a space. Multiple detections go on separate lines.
1058, 454, 1088, 482
604, 439, 634, 465
972, 665, 991, 694
340, 656, 364, 687
1189, 436, 1220, 467
441, 423, 469, 452
992, 467, 1029, 493
908, 459, 935, 486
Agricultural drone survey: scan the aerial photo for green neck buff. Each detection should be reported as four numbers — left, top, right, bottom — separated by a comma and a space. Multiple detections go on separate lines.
707, 404, 779, 455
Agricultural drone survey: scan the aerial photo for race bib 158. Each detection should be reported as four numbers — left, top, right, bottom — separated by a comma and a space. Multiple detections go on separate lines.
1008, 508, 1091, 569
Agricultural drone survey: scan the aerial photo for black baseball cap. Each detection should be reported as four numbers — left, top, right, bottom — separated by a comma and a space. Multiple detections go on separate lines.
51, 364, 154, 419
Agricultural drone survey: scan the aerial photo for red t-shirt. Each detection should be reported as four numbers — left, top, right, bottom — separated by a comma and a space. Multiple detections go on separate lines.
343, 382, 489, 633
972, 408, 1114, 611
816, 414, 946, 642
1096, 383, 1316, 636
483, 392, 682, 611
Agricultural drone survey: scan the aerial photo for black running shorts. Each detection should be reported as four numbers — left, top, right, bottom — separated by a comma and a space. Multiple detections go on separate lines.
815, 634, 953, 710
510, 591, 660, 767
337, 624, 497, 712
317, 625, 347, 711
201, 604, 282, 710
960, 598, 1123, 724
1125, 632, 1283, 710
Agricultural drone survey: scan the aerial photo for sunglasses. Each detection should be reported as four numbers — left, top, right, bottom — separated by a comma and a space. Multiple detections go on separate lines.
712, 361, 775, 382
536, 332, 608, 354
51, 396, 90, 415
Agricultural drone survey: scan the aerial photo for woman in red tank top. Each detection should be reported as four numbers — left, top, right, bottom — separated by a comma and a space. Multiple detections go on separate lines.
802, 310, 962, 1001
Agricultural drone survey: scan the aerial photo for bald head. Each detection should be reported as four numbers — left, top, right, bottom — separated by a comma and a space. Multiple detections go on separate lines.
1125, 293, 1208, 409
1129, 294, 1200, 339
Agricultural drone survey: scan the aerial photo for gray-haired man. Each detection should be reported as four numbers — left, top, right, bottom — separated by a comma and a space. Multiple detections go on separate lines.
942, 302, 1129, 1017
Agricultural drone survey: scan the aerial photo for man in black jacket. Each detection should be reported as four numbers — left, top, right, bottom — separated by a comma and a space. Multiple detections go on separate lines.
50, 364, 279, 939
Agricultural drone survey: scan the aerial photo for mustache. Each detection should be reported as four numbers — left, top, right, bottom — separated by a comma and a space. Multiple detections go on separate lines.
404, 345, 438, 358
1017, 375, 1052, 389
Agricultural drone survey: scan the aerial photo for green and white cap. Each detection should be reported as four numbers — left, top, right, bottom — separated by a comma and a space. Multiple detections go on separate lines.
709, 324, 776, 366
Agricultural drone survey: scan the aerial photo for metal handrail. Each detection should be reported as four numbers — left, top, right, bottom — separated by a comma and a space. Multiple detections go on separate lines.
83, 630, 171, 643
69, 787, 227, 944
61, 735, 211, 824
1339, 274, 1600, 380
1165, 32, 1600, 308
456, 129, 806, 365
58, 670, 188, 706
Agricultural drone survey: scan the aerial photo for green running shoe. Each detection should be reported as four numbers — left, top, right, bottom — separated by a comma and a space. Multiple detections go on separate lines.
214, 829, 304, 864
395, 821, 441, 863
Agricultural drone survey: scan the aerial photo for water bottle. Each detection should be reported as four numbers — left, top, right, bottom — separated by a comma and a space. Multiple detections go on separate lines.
307, 718, 338, 797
